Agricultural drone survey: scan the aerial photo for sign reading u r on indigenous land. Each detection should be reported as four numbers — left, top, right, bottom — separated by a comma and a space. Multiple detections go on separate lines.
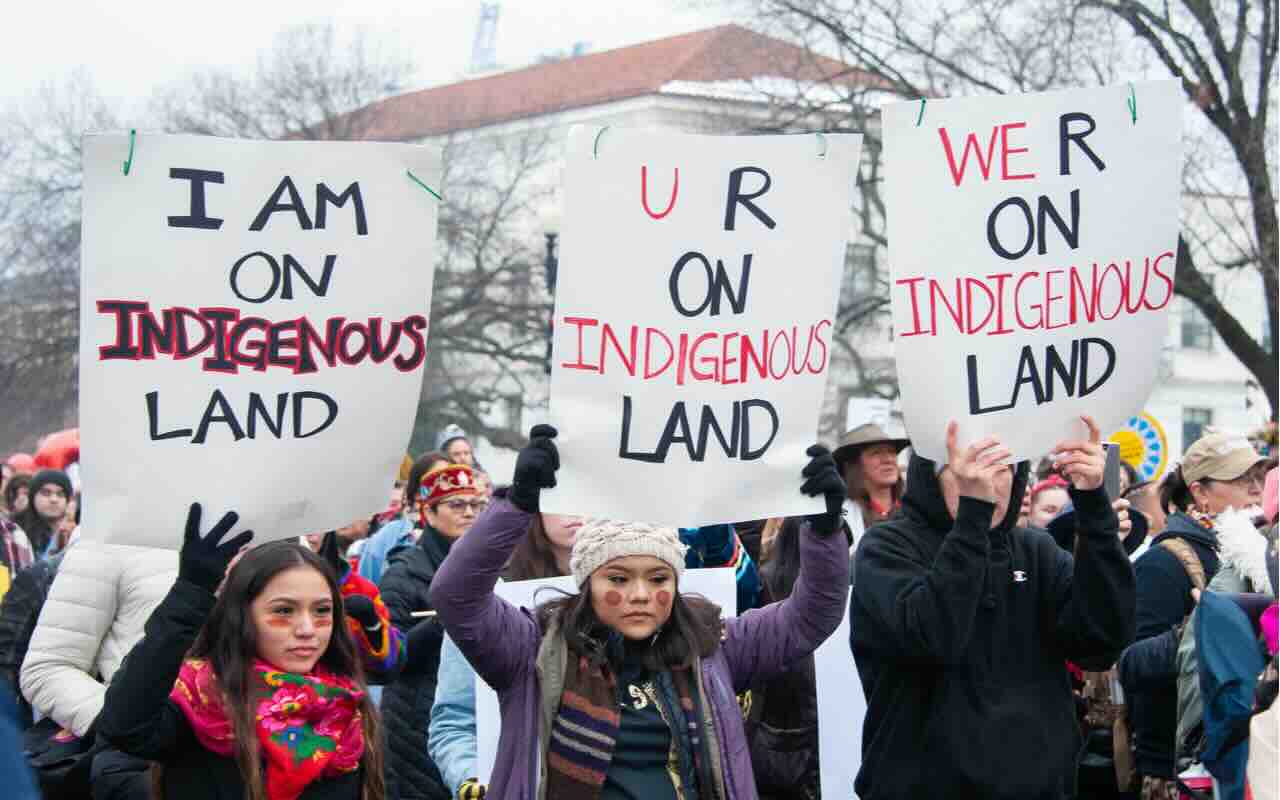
80, 133, 440, 548
885, 81, 1182, 462
544, 126, 862, 526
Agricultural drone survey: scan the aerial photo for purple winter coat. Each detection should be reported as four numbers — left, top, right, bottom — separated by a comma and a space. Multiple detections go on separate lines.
430, 498, 848, 800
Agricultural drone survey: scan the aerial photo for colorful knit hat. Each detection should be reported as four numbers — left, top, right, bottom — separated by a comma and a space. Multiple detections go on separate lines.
569, 520, 688, 586
416, 463, 478, 513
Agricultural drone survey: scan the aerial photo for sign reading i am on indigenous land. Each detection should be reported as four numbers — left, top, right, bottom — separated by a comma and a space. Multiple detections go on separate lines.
543, 127, 862, 527
80, 133, 441, 548
885, 81, 1182, 462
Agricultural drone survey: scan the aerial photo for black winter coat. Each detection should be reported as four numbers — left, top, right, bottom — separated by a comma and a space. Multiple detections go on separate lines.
849, 456, 1136, 800
1124, 512, 1220, 779
0, 555, 60, 727
747, 577, 820, 800
97, 579, 364, 800
378, 529, 453, 800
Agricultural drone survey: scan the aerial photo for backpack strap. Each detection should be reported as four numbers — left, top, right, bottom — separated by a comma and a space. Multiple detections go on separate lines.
1159, 537, 1207, 592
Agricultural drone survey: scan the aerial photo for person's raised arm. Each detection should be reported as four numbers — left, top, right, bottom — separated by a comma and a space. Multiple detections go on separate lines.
430, 425, 558, 692
98, 504, 252, 760
852, 423, 1011, 665
721, 445, 849, 689
1048, 415, 1136, 669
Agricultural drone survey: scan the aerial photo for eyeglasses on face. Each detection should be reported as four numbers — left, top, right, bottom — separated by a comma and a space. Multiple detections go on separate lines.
440, 499, 489, 514
1221, 471, 1266, 491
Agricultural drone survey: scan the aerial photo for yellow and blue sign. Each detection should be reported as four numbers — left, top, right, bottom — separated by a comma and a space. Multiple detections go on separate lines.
1109, 412, 1169, 482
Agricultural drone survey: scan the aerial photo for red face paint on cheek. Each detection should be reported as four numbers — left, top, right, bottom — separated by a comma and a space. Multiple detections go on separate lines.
604, 590, 623, 607
314, 616, 333, 629
264, 616, 292, 629
656, 590, 672, 608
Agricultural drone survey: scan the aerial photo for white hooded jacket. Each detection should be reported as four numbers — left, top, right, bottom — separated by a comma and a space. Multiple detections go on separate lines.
20, 542, 177, 736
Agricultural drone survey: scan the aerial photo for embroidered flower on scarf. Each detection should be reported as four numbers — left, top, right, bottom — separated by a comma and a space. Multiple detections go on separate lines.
257, 686, 317, 732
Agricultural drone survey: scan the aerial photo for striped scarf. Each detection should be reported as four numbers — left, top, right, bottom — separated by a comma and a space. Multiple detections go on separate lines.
545, 645, 718, 800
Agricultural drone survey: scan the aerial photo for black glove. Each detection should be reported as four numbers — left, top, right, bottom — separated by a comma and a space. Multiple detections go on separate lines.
509, 424, 560, 513
344, 595, 381, 632
179, 502, 254, 592
800, 444, 847, 537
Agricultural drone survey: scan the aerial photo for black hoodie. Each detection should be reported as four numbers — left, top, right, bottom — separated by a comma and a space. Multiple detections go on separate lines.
849, 455, 1136, 800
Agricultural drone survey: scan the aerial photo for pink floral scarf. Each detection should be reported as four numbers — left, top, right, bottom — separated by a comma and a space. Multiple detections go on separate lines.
170, 658, 365, 800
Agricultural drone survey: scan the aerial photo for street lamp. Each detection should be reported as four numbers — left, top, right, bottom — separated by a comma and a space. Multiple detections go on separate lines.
543, 231, 558, 374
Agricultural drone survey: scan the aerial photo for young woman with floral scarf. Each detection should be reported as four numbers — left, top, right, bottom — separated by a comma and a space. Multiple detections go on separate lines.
98, 504, 384, 800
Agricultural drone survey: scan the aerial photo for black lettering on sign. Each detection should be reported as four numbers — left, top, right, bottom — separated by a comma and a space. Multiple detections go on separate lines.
167, 168, 225, 230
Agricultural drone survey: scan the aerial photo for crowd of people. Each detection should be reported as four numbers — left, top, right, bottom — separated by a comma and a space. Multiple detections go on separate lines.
0, 416, 1275, 800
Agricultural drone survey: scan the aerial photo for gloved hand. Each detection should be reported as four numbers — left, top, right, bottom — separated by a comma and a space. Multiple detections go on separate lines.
457, 778, 487, 799
344, 595, 381, 632
509, 424, 560, 513
406, 617, 444, 655
800, 444, 847, 537
179, 502, 254, 592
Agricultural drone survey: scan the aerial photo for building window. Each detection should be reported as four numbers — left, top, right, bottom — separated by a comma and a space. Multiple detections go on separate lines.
1183, 407, 1213, 451
1181, 299, 1213, 350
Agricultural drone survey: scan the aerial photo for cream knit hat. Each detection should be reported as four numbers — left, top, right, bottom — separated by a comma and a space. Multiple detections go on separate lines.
569, 519, 688, 586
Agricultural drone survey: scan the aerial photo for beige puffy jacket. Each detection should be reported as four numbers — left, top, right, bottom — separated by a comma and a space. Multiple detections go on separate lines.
20, 542, 177, 736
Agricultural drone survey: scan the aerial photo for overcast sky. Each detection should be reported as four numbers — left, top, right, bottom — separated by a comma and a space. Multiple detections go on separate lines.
3, 0, 734, 109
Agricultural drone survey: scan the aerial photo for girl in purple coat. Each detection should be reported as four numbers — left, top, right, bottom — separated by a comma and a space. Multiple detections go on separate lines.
430, 426, 849, 800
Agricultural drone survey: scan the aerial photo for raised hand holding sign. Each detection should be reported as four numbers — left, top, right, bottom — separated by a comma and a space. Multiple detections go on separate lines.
1050, 415, 1107, 492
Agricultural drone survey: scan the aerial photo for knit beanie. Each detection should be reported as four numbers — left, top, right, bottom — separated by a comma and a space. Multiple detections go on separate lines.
569, 520, 688, 587
29, 470, 72, 502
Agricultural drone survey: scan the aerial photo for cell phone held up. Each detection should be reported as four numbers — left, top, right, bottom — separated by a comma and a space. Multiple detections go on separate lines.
1102, 442, 1122, 500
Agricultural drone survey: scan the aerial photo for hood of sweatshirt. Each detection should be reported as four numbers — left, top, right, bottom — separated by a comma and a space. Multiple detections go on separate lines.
1151, 511, 1219, 552
900, 453, 1031, 539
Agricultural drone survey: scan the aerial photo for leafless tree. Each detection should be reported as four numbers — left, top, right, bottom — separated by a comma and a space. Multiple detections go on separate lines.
0, 70, 115, 452
407, 129, 560, 453
748, 0, 1278, 419
151, 24, 414, 141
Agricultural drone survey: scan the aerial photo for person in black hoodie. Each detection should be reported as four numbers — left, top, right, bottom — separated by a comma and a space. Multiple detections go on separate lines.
850, 417, 1135, 800
1118, 431, 1267, 795
379, 463, 485, 800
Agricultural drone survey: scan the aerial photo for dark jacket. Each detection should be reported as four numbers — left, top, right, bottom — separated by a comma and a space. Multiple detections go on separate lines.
748, 577, 820, 800
97, 579, 364, 800
849, 455, 1136, 800
1124, 512, 1221, 778
0, 555, 61, 727
379, 529, 453, 800
89, 748, 151, 800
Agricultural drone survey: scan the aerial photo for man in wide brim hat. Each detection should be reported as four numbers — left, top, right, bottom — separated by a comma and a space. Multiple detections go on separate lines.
833, 423, 911, 545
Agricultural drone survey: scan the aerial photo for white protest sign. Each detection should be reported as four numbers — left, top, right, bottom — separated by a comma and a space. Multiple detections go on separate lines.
815, 587, 865, 800
544, 126, 862, 526
885, 81, 1182, 462
80, 133, 440, 547
475, 568, 737, 785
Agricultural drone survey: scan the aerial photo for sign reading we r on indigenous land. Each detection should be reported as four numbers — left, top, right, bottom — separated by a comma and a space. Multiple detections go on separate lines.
886, 81, 1182, 462
545, 127, 862, 527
